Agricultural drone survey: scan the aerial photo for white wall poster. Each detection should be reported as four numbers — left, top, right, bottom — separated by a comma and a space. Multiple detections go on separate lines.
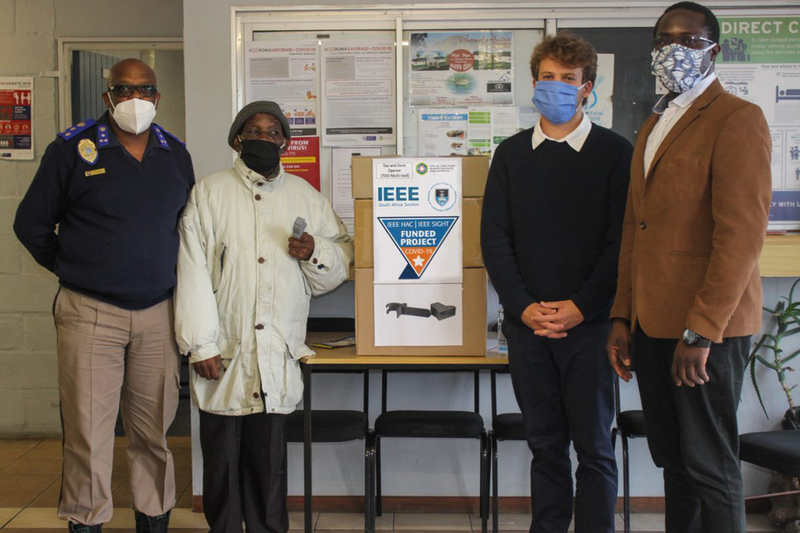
584, 53, 614, 128
244, 42, 319, 137
467, 108, 492, 156
372, 158, 463, 346
409, 31, 514, 107
331, 146, 382, 235
418, 111, 468, 156
321, 39, 396, 146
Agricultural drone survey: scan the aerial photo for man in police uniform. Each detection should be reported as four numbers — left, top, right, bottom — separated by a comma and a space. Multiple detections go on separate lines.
14, 58, 194, 533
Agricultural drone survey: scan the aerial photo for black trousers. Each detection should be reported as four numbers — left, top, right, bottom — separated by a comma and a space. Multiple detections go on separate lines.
505, 320, 617, 533
634, 328, 750, 533
198, 409, 289, 533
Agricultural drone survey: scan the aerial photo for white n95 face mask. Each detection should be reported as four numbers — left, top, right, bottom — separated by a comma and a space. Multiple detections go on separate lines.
108, 97, 157, 135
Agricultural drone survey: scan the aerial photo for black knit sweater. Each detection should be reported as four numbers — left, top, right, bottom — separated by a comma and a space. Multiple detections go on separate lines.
480, 123, 633, 325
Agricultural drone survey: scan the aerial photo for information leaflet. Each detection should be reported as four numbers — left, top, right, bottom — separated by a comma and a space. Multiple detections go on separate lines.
245, 41, 319, 137
372, 158, 463, 346
321, 39, 396, 146
280, 136, 321, 191
0, 78, 33, 160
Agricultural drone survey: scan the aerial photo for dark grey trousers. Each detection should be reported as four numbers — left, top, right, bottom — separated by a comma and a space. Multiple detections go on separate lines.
506, 320, 618, 533
199, 409, 289, 533
634, 328, 750, 533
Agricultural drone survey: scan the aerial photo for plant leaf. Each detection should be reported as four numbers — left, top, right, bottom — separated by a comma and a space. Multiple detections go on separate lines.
750, 358, 770, 419
755, 355, 778, 370
784, 349, 800, 363
784, 328, 800, 338
789, 278, 800, 303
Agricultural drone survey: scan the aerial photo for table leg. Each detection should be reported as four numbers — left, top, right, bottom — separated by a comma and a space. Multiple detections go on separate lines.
303, 364, 313, 533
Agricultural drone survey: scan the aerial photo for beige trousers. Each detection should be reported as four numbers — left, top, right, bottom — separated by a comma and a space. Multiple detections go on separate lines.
54, 287, 180, 526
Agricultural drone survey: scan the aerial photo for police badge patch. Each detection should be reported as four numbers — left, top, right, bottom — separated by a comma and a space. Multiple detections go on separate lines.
78, 138, 98, 165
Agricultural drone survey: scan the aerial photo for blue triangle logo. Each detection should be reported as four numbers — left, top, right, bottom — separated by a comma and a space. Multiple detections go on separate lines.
378, 217, 459, 280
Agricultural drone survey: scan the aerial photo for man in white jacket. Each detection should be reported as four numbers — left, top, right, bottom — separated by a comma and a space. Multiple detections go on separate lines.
175, 101, 353, 533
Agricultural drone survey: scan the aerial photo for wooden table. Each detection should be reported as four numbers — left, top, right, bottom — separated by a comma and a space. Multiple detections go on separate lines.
299, 333, 508, 533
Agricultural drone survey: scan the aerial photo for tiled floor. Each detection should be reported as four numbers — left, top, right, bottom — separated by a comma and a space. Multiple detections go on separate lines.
0, 439, 785, 532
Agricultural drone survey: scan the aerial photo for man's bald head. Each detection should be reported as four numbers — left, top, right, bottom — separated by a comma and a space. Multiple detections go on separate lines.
107, 58, 157, 89
103, 57, 160, 114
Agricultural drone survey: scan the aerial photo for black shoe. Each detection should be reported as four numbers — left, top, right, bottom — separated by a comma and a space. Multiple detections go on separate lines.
68, 523, 102, 533
134, 510, 171, 533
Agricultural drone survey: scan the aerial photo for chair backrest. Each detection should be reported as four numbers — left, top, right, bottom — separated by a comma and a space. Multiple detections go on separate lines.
490, 368, 519, 421
315, 369, 369, 415
381, 369, 480, 414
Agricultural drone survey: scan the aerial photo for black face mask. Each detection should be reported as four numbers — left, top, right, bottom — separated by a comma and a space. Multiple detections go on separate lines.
239, 139, 283, 177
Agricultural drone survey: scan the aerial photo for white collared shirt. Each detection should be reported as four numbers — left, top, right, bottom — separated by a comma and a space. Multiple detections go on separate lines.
644, 73, 717, 175
532, 112, 593, 153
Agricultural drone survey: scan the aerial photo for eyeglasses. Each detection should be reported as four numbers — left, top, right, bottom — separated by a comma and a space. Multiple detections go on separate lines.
239, 128, 284, 141
653, 35, 715, 49
107, 84, 158, 97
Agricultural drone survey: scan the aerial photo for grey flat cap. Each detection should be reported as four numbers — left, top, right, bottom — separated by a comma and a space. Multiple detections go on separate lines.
228, 100, 291, 148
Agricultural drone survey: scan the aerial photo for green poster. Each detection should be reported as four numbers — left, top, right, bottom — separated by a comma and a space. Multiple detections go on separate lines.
717, 16, 800, 228
719, 17, 800, 64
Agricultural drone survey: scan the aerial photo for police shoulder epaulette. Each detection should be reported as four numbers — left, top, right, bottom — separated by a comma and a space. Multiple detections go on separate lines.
153, 123, 186, 146
57, 119, 96, 141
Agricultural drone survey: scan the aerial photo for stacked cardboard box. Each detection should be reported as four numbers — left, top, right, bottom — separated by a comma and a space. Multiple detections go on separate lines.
351, 155, 490, 356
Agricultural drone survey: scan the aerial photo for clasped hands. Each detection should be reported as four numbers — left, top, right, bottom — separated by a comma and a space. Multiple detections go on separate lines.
521, 300, 584, 339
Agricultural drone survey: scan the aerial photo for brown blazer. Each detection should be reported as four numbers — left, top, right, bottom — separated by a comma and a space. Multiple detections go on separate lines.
610, 79, 771, 343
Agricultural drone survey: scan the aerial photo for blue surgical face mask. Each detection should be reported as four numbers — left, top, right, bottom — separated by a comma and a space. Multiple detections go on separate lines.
532, 80, 586, 125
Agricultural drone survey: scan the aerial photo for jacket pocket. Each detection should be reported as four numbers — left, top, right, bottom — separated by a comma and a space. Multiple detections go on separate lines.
212, 244, 227, 293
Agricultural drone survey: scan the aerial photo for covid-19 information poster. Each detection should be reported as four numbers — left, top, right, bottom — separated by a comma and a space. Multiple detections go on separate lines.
717, 17, 800, 230
0, 78, 33, 160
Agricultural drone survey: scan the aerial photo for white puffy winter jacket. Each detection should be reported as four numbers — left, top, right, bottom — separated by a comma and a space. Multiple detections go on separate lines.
175, 159, 353, 416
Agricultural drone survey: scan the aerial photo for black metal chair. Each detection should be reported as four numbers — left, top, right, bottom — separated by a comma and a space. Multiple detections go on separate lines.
372, 369, 489, 533
288, 318, 375, 532
611, 376, 647, 533
488, 369, 526, 533
288, 370, 375, 531
739, 430, 800, 478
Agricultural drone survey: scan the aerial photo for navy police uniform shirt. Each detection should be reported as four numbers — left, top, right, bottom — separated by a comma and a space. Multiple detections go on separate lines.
14, 112, 195, 310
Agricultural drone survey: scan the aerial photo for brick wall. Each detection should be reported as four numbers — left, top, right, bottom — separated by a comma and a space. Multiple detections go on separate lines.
0, 0, 61, 436
0, 0, 183, 437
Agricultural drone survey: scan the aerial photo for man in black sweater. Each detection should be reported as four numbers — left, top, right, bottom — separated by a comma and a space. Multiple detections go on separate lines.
481, 33, 632, 533
14, 59, 194, 533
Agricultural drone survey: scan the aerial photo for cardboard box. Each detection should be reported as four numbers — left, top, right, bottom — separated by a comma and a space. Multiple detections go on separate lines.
354, 198, 483, 268
351, 155, 490, 199
355, 267, 487, 356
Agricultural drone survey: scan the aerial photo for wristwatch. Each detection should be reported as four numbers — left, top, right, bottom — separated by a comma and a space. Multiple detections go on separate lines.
682, 329, 712, 348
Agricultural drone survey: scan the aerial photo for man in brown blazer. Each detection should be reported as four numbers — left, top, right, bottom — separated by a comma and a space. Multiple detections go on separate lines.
606, 2, 771, 532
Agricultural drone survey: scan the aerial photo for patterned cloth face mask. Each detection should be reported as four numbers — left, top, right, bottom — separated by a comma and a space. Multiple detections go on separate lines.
650, 42, 716, 94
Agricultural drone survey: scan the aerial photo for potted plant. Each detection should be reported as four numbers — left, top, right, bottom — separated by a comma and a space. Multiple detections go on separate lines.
748, 278, 800, 531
